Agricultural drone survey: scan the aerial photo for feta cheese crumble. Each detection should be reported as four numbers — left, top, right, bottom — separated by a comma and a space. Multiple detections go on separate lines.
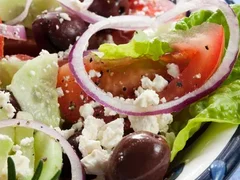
98, 118, 124, 150
89, 70, 102, 78
79, 103, 95, 119
82, 116, 105, 140
0, 91, 16, 118
141, 75, 168, 92
167, 63, 180, 78
81, 149, 110, 175
134, 89, 160, 107
129, 115, 159, 134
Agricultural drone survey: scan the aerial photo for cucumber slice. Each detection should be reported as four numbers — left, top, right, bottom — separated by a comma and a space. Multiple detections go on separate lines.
23, 0, 60, 28
10, 53, 61, 127
0, 135, 14, 177
34, 132, 62, 180
0, 0, 59, 28
0, 59, 25, 89
16, 126, 35, 179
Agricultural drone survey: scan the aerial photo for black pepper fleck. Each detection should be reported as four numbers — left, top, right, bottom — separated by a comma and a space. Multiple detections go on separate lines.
176, 81, 183, 87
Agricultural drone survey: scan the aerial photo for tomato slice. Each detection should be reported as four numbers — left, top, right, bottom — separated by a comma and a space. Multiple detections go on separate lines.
57, 63, 93, 123
58, 23, 224, 123
0, 19, 4, 58
159, 23, 224, 101
57, 58, 169, 123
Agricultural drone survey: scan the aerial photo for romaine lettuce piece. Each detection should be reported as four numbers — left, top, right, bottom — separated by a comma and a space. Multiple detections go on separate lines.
9, 53, 61, 127
171, 80, 240, 161
99, 31, 172, 61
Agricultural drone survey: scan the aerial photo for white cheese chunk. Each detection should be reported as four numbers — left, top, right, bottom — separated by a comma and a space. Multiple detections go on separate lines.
78, 135, 102, 157
81, 149, 110, 175
141, 75, 168, 92
167, 63, 180, 78
2, 151, 32, 179
157, 114, 173, 133
79, 103, 94, 119
128, 115, 159, 134
82, 116, 105, 140
134, 89, 159, 107
98, 118, 124, 150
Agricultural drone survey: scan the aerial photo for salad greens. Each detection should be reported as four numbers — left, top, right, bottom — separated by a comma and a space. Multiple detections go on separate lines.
98, 31, 172, 61
170, 4, 240, 160
171, 79, 240, 160
1, 2, 240, 179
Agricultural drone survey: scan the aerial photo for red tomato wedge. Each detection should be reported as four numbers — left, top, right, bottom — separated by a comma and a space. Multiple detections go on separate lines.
57, 23, 224, 123
159, 23, 224, 101
57, 63, 92, 122
0, 19, 4, 58
57, 59, 169, 123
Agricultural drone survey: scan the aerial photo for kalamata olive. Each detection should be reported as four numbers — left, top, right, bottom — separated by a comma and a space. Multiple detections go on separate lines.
61, 131, 82, 179
106, 131, 170, 180
32, 12, 88, 52
81, 0, 129, 17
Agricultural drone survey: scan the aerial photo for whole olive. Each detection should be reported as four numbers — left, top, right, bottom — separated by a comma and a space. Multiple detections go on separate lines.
82, 0, 129, 17
32, 12, 88, 52
106, 131, 170, 180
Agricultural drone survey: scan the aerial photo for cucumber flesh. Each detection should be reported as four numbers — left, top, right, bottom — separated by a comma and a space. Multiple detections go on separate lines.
10, 53, 61, 127
34, 132, 62, 180
0, 135, 14, 178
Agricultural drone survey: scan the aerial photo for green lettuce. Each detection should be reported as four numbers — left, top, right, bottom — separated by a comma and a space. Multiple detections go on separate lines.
98, 31, 172, 61
171, 80, 240, 161
170, 4, 240, 161
175, 4, 240, 48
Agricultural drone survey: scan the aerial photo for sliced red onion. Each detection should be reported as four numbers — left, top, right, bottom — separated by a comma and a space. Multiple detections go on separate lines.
69, 0, 239, 116
6, 0, 33, 25
0, 119, 85, 180
0, 24, 27, 41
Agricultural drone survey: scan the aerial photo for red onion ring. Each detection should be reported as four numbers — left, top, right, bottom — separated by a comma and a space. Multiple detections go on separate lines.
0, 24, 27, 41
6, 0, 33, 25
0, 119, 85, 180
69, 0, 239, 116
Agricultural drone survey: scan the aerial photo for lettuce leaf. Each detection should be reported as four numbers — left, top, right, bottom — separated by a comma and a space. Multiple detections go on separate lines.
175, 4, 240, 48
170, 4, 240, 161
171, 80, 240, 161
98, 31, 172, 61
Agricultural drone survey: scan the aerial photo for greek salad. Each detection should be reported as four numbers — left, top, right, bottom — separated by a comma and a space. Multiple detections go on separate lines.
0, 0, 240, 179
